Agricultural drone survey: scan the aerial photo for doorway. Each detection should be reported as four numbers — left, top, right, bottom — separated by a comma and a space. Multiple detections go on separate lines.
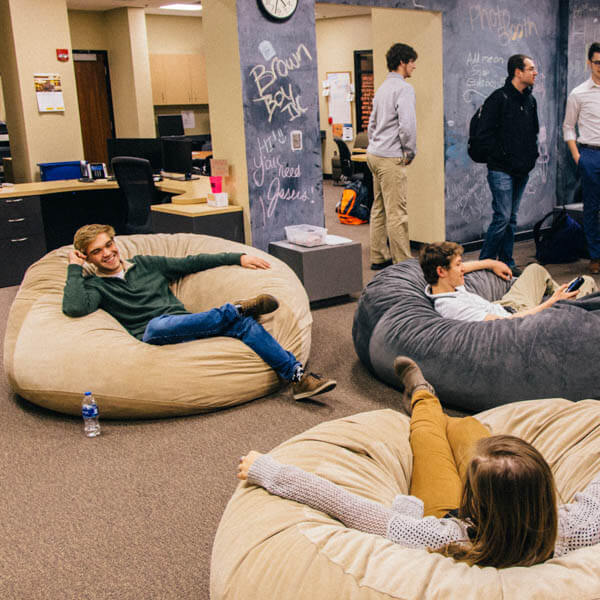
73, 50, 115, 165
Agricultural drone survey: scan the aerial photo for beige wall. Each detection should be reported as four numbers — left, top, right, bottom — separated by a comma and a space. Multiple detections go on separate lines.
105, 8, 154, 138
203, 0, 250, 243
68, 10, 108, 50
372, 7, 445, 243
146, 15, 209, 135
316, 14, 371, 175
0, 0, 84, 182
146, 14, 203, 54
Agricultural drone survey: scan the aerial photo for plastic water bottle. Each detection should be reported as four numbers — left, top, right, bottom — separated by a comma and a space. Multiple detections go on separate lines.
82, 392, 100, 437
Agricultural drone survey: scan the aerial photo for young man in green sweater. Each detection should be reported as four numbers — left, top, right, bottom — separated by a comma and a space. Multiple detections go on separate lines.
62, 224, 336, 401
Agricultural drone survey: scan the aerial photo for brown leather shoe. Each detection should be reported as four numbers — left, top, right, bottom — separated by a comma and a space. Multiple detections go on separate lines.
393, 356, 435, 415
292, 372, 336, 401
590, 260, 600, 275
234, 294, 279, 319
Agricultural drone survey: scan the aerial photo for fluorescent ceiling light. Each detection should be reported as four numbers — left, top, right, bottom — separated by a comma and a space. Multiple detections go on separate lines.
159, 3, 202, 10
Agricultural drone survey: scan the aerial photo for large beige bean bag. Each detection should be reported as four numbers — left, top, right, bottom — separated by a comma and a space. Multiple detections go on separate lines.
212, 399, 600, 600
3, 234, 311, 418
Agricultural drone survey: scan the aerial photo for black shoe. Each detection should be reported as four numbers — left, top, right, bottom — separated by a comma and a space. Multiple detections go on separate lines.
370, 259, 393, 271
234, 294, 279, 319
510, 266, 522, 277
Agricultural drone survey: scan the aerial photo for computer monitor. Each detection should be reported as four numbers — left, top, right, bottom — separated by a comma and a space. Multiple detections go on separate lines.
157, 115, 185, 138
107, 138, 162, 173
161, 138, 197, 181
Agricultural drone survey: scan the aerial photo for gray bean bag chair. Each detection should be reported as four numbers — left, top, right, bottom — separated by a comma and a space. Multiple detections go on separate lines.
353, 258, 600, 410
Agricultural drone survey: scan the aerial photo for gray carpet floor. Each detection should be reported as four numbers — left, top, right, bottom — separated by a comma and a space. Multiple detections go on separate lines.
1, 180, 595, 599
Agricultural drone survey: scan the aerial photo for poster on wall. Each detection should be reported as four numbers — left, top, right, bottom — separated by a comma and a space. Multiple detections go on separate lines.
34, 74, 64, 112
327, 72, 352, 125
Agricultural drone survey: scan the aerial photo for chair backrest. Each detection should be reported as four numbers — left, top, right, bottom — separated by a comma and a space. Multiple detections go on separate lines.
333, 137, 353, 178
111, 156, 157, 234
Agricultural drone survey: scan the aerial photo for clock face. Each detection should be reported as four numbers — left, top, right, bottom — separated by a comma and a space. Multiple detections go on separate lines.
258, 0, 298, 21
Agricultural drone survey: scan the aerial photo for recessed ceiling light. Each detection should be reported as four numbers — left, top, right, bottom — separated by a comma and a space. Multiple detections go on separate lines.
159, 3, 202, 10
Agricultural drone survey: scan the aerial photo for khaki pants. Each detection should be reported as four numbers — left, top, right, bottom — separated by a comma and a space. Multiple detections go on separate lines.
409, 388, 490, 518
366, 153, 411, 264
497, 263, 597, 312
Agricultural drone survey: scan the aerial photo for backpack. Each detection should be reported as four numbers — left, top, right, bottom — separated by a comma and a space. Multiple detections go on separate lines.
533, 207, 588, 264
467, 92, 508, 163
335, 179, 369, 225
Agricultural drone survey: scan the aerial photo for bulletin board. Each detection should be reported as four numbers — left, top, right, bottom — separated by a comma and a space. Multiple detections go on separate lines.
326, 71, 352, 125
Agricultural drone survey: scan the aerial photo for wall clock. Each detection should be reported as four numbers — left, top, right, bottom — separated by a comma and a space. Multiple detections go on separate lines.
257, 0, 298, 21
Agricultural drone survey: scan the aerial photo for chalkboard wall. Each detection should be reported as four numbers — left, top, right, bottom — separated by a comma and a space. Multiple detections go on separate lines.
236, 1, 323, 251
234, 0, 598, 246
318, 0, 562, 244
558, 0, 600, 204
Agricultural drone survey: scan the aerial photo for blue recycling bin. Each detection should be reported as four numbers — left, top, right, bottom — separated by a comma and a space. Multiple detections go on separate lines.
38, 161, 82, 181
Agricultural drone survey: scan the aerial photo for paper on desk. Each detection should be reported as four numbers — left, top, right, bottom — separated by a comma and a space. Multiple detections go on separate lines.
326, 234, 352, 245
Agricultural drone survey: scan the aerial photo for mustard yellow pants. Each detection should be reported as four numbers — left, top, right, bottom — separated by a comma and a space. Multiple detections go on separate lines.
408, 388, 491, 517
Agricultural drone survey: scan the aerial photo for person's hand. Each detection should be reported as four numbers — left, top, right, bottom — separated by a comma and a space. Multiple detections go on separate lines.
241, 254, 271, 270
491, 260, 512, 280
548, 283, 579, 305
237, 451, 263, 480
68, 250, 86, 266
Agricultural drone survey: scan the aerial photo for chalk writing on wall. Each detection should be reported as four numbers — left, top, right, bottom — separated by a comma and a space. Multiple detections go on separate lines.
237, 1, 323, 251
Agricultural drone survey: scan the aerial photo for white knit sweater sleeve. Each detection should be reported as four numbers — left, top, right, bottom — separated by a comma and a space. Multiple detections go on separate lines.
248, 455, 469, 549
555, 474, 600, 557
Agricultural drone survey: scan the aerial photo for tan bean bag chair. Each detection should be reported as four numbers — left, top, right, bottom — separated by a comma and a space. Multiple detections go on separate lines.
3, 234, 311, 418
212, 399, 600, 600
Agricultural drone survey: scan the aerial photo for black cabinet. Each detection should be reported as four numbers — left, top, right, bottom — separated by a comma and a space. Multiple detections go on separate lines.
0, 195, 46, 286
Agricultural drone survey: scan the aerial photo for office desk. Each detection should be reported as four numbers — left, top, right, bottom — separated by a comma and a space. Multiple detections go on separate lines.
0, 178, 243, 287
151, 203, 244, 242
192, 150, 213, 160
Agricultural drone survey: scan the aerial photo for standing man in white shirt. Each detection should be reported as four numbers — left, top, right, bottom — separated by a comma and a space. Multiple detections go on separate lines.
563, 42, 600, 274
366, 43, 417, 270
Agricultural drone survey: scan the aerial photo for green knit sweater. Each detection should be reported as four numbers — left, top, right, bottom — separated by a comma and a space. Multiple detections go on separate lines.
62, 252, 243, 340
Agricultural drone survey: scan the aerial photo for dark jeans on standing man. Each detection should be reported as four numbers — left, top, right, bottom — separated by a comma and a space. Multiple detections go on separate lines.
479, 169, 529, 270
579, 147, 600, 260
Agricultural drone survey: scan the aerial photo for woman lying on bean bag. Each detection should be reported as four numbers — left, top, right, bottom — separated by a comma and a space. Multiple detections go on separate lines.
238, 357, 600, 568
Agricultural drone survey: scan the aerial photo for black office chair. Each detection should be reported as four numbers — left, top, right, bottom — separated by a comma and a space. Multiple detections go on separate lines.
111, 156, 166, 234
333, 137, 363, 185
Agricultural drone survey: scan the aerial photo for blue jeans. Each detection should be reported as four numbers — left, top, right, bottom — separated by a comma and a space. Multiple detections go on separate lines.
579, 148, 600, 259
479, 170, 529, 269
142, 303, 300, 381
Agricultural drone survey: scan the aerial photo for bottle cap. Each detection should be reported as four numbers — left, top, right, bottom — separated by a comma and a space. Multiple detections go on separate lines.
84, 391, 92, 395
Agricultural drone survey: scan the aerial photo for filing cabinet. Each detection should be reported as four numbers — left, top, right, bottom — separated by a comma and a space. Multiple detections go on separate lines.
0, 195, 46, 286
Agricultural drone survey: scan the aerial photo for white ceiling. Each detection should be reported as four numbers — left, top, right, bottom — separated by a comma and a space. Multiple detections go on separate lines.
66, 0, 371, 19
66, 0, 204, 17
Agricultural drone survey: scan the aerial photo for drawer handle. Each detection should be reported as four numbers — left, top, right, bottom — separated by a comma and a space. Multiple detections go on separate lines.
10, 237, 28, 243
4, 198, 24, 203
8, 217, 25, 223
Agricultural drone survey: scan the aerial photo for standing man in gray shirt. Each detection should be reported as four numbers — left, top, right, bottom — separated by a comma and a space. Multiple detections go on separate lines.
563, 41, 600, 274
366, 43, 417, 270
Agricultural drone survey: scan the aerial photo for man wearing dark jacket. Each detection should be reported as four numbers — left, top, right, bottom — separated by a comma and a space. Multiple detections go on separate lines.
477, 54, 539, 276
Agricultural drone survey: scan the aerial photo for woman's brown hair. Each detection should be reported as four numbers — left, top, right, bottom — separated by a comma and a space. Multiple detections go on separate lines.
438, 435, 558, 568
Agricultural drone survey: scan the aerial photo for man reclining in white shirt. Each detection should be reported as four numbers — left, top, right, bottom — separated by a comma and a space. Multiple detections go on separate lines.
421, 241, 597, 321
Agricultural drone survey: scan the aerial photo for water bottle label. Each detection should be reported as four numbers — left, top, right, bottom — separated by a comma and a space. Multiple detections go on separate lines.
82, 404, 99, 418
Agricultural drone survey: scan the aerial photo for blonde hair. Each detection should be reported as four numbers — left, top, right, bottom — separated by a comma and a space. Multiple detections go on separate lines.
73, 224, 115, 255
437, 435, 557, 568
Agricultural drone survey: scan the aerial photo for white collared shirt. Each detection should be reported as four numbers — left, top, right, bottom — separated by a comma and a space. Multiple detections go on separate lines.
563, 77, 600, 144
425, 284, 510, 322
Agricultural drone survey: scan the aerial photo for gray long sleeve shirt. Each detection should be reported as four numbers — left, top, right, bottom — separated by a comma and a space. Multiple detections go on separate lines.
367, 72, 417, 160
248, 454, 600, 558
